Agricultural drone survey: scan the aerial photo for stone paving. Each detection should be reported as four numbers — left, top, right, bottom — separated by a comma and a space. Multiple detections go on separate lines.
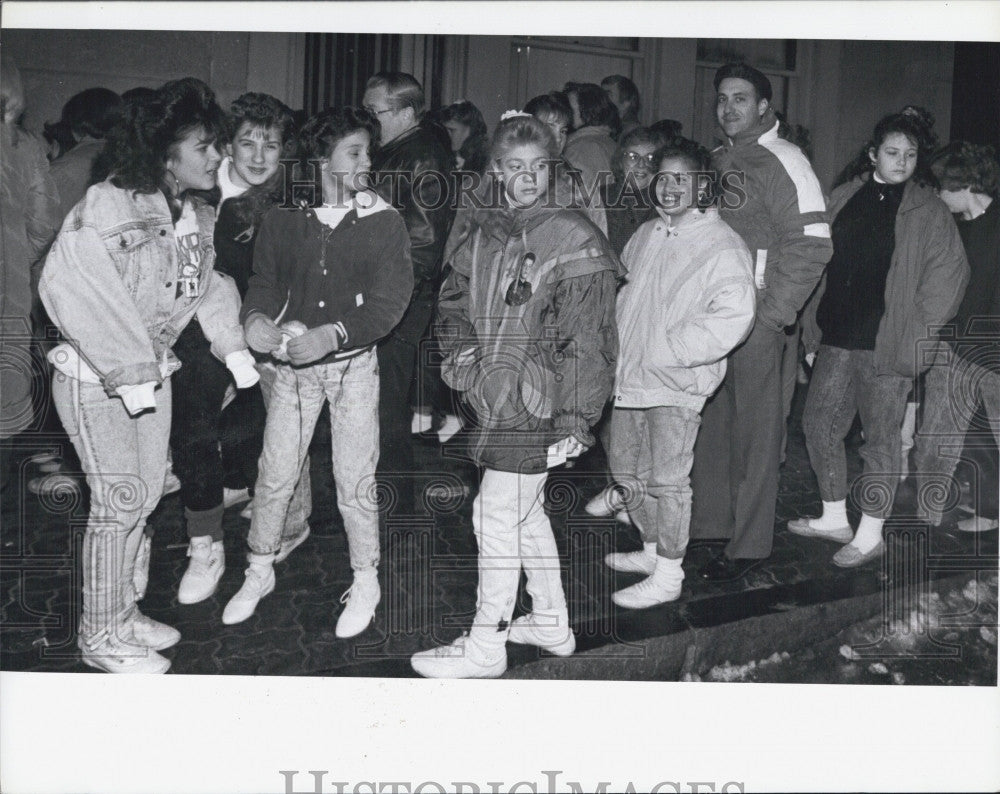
2, 387, 997, 680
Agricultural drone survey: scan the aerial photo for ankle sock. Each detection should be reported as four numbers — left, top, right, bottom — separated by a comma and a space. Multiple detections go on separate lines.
851, 514, 884, 553
642, 541, 657, 559
809, 499, 849, 531
651, 556, 684, 587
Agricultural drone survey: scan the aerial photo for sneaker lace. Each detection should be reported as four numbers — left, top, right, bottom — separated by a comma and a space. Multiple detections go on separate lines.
339, 585, 353, 605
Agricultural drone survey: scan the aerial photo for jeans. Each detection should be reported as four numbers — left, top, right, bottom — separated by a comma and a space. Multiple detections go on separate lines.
914, 348, 1000, 522
609, 405, 701, 559
803, 345, 912, 518
257, 361, 312, 538
469, 468, 567, 650
52, 373, 170, 643
690, 322, 785, 559
249, 352, 379, 569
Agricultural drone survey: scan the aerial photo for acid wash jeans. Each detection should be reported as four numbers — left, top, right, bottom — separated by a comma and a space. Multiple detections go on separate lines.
249, 351, 379, 570
52, 373, 171, 645
469, 468, 568, 652
914, 347, 1000, 523
803, 345, 911, 518
609, 406, 702, 559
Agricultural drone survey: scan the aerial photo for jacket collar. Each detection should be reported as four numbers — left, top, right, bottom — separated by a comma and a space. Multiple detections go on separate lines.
845, 172, 935, 215
378, 124, 425, 156
724, 107, 779, 148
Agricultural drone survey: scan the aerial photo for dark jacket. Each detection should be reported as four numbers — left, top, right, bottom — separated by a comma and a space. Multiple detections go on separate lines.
436, 200, 621, 474
712, 107, 833, 331
371, 123, 456, 298
243, 192, 413, 364
802, 175, 970, 378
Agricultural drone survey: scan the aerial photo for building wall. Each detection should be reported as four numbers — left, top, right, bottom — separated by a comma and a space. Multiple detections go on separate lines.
3, 29, 304, 136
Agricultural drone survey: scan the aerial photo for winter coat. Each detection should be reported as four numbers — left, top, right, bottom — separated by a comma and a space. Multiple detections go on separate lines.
40, 181, 246, 392
614, 209, 756, 411
712, 108, 832, 331
370, 123, 456, 304
801, 175, 970, 378
436, 200, 622, 474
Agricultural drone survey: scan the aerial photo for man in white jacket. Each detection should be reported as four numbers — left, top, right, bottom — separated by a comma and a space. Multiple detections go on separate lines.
606, 139, 756, 607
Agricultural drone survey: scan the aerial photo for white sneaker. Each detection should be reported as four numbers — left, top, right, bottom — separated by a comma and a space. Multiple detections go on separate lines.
614, 510, 633, 526
131, 612, 181, 650
240, 500, 254, 520
222, 559, 275, 625
38, 460, 64, 473
335, 569, 380, 638
437, 413, 463, 443
133, 534, 152, 601
178, 537, 225, 604
612, 573, 682, 609
78, 635, 170, 674
508, 612, 575, 656
411, 411, 432, 434
410, 634, 507, 679
604, 549, 656, 574
585, 485, 626, 517
956, 515, 999, 533
162, 469, 181, 496
275, 526, 310, 564
223, 487, 251, 509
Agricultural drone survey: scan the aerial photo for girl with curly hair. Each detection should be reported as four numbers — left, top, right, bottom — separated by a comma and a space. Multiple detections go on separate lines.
794, 111, 970, 567
39, 77, 255, 673
222, 107, 413, 638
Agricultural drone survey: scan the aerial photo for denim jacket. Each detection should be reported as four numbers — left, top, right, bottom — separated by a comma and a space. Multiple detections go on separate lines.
40, 181, 247, 392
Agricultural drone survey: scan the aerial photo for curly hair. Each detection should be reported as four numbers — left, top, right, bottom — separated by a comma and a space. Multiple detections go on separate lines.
653, 136, 718, 207
564, 82, 621, 134
105, 77, 226, 195
834, 108, 939, 188
931, 141, 1000, 196
295, 106, 379, 207
435, 100, 490, 174
223, 92, 299, 227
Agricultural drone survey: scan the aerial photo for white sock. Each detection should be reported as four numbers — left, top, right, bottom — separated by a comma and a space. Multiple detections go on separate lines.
247, 552, 274, 575
651, 556, 684, 587
642, 542, 657, 559
809, 499, 849, 531
851, 514, 884, 553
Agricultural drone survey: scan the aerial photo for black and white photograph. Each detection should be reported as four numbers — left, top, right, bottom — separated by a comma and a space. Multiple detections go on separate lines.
1, 2, 998, 792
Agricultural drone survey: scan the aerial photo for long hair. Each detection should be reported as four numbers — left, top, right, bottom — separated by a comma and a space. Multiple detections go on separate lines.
104, 77, 226, 195
565, 82, 620, 134
296, 106, 380, 207
436, 100, 490, 174
834, 107, 938, 188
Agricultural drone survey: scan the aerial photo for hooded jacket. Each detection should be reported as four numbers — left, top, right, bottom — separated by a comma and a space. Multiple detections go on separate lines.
801, 175, 970, 378
712, 107, 832, 331
436, 198, 621, 474
614, 208, 756, 411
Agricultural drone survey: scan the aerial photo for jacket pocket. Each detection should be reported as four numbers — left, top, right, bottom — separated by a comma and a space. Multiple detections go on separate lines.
105, 227, 159, 297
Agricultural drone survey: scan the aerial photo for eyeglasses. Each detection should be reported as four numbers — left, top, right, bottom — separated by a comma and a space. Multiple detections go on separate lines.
364, 106, 396, 117
623, 151, 657, 166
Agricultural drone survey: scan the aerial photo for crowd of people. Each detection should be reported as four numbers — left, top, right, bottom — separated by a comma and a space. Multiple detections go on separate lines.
1, 53, 997, 679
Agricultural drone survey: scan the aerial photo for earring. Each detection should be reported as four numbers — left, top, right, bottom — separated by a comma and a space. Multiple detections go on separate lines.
166, 169, 180, 195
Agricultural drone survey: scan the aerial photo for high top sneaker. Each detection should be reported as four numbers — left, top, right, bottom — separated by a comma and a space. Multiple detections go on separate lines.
335, 568, 380, 638
178, 536, 225, 604
130, 612, 181, 650
612, 556, 684, 609
78, 632, 171, 674
507, 609, 576, 656
222, 552, 276, 625
410, 633, 507, 679
604, 542, 657, 574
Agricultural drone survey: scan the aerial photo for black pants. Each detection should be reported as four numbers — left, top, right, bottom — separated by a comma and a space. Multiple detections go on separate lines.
376, 295, 436, 514
170, 322, 260, 513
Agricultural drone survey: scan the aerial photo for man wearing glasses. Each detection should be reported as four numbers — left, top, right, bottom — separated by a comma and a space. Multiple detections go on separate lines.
363, 72, 455, 515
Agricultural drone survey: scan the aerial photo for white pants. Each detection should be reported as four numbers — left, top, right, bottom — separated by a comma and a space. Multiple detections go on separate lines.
470, 469, 568, 650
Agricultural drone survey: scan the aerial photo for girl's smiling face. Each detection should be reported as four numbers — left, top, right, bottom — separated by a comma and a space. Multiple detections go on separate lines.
655, 155, 699, 217
497, 143, 551, 208
229, 122, 284, 188
322, 129, 372, 200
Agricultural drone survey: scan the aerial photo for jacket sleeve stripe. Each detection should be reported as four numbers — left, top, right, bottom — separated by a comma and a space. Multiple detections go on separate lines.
760, 138, 827, 215
803, 222, 831, 238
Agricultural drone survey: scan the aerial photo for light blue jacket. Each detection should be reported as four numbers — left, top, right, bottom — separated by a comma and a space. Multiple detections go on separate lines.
40, 181, 246, 392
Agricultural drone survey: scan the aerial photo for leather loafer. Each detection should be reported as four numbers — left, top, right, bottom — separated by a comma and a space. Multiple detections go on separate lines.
787, 518, 854, 544
698, 554, 762, 582
831, 541, 885, 568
